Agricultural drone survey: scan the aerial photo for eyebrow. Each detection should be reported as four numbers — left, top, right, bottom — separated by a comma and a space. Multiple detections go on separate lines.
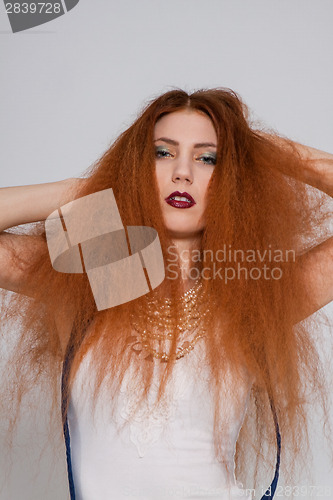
154, 137, 217, 149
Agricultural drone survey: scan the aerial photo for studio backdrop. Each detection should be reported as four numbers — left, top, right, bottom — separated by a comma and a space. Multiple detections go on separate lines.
0, 1, 332, 499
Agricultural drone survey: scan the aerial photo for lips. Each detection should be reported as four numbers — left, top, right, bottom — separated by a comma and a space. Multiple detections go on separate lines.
165, 191, 196, 209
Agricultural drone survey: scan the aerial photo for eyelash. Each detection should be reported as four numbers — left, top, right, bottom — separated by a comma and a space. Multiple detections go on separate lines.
155, 147, 217, 165
155, 148, 173, 159
198, 154, 217, 166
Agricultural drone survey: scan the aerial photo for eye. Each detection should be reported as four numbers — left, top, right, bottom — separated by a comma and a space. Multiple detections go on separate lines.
155, 146, 174, 159
196, 153, 217, 166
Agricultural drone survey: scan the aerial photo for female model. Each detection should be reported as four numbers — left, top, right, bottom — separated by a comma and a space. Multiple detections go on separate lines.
0, 88, 332, 499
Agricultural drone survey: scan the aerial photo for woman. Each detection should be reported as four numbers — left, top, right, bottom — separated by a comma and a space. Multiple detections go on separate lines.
0, 88, 332, 499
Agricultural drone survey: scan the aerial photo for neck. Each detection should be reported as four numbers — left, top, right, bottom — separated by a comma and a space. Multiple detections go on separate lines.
168, 236, 201, 293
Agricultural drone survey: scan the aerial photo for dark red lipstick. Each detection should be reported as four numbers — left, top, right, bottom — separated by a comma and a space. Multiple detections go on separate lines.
165, 191, 196, 209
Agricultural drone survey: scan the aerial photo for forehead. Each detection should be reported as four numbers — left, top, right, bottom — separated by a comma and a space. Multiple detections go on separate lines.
154, 110, 217, 142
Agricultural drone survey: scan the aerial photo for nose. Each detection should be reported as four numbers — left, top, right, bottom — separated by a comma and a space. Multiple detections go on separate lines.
171, 155, 193, 185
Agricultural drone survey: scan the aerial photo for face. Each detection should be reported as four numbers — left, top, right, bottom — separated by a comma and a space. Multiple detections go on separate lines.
154, 109, 217, 240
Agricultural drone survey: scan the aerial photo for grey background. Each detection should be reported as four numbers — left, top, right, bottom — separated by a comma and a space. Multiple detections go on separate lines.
0, 1, 332, 498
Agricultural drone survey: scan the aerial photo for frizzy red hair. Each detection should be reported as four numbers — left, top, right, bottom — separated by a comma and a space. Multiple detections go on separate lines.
1, 88, 332, 491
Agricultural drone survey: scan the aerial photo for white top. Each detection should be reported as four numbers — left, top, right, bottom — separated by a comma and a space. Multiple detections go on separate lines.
67, 343, 254, 500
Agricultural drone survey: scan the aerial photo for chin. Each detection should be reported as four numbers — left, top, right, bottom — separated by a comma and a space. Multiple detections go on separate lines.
165, 222, 204, 240
162, 211, 205, 240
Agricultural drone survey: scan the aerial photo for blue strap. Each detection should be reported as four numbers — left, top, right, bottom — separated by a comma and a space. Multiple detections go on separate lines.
260, 397, 281, 499
62, 409, 76, 499
61, 337, 281, 500
61, 342, 76, 500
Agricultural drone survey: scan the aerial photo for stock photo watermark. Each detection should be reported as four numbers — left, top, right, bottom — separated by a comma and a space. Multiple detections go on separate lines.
45, 188, 298, 311
3, 0, 80, 32
45, 188, 165, 310
166, 244, 296, 282
121, 483, 332, 498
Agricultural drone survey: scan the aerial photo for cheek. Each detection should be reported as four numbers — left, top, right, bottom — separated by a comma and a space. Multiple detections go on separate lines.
155, 164, 170, 184
154, 168, 165, 197
200, 172, 214, 197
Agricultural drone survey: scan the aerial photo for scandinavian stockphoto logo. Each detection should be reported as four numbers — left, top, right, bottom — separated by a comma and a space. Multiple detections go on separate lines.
45, 188, 165, 310
3, 0, 80, 33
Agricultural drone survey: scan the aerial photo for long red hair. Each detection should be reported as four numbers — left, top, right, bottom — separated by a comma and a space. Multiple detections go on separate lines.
1, 88, 332, 491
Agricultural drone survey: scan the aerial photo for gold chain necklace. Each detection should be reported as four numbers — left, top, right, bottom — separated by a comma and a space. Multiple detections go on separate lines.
127, 280, 208, 362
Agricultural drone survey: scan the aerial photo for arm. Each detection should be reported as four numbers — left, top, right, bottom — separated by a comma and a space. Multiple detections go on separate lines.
259, 132, 333, 197
280, 139, 333, 197
295, 236, 333, 322
0, 178, 83, 232
0, 178, 83, 295
268, 135, 333, 320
